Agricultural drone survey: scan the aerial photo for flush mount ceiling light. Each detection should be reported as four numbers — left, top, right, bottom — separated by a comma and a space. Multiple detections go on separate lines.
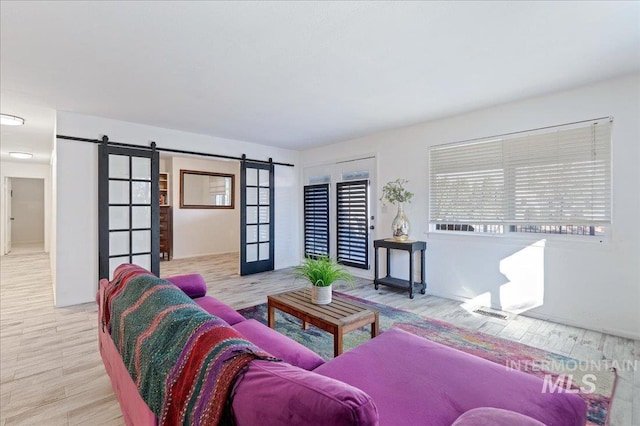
9, 152, 33, 159
0, 114, 25, 126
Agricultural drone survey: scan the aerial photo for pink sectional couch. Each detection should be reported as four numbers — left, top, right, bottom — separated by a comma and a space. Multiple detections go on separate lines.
98, 272, 587, 425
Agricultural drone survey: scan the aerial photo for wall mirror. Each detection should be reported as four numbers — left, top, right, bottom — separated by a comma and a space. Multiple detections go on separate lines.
180, 169, 235, 209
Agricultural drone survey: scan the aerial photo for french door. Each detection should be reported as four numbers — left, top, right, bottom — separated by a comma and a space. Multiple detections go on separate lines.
336, 180, 369, 269
98, 143, 159, 279
303, 157, 376, 271
303, 183, 330, 258
240, 160, 274, 275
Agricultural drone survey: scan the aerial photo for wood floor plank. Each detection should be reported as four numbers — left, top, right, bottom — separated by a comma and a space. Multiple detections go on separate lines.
0, 251, 636, 425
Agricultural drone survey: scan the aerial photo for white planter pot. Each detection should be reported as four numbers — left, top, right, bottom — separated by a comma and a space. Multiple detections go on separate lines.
311, 284, 332, 305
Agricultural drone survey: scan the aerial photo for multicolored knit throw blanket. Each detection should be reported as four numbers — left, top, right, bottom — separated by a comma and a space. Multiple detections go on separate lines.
103, 264, 275, 425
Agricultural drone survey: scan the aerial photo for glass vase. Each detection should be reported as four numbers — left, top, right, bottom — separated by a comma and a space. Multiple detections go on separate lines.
392, 203, 410, 241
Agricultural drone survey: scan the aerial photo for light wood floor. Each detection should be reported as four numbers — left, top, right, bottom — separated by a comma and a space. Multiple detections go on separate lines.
1, 252, 637, 425
4, 243, 44, 256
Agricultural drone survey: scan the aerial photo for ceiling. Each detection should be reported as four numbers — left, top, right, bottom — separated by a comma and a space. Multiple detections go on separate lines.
1, 1, 639, 163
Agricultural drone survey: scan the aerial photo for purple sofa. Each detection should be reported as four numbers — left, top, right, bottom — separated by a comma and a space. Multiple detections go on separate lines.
98, 272, 587, 425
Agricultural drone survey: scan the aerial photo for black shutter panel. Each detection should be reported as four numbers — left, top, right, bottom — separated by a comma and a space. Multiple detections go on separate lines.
304, 184, 330, 257
336, 180, 369, 269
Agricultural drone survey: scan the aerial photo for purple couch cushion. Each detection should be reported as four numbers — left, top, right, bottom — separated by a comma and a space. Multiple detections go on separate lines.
194, 296, 246, 325
232, 360, 378, 426
233, 319, 325, 370
164, 273, 207, 298
452, 407, 545, 426
314, 328, 586, 426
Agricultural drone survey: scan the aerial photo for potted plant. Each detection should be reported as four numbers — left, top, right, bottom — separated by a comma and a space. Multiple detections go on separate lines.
294, 256, 354, 304
380, 179, 414, 241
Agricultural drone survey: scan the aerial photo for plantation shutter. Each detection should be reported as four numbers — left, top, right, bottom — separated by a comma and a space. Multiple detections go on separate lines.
504, 122, 611, 224
336, 180, 369, 269
304, 184, 330, 257
429, 140, 505, 224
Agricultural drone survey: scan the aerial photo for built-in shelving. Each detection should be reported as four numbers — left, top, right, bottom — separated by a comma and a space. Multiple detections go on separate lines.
159, 172, 169, 205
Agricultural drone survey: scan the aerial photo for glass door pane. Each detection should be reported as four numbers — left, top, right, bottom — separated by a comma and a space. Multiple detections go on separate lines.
240, 161, 274, 276
99, 144, 159, 280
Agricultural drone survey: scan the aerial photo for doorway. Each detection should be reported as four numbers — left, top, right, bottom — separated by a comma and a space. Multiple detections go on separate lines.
5, 177, 45, 254
162, 154, 242, 261
302, 156, 377, 276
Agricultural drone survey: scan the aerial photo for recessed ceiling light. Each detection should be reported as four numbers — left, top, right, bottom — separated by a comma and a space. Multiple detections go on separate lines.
9, 152, 33, 159
0, 114, 25, 126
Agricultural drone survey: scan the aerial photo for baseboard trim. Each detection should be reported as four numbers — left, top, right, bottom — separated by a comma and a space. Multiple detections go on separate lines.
171, 250, 238, 260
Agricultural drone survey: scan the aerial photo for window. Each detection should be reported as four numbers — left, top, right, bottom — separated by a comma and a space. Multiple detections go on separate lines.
434, 224, 504, 233
336, 180, 369, 269
429, 120, 612, 236
303, 184, 330, 257
509, 225, 604, 236
210, 176, 232, 206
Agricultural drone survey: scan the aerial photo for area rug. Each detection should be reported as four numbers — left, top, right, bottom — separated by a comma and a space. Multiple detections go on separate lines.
238, 292, 617, 426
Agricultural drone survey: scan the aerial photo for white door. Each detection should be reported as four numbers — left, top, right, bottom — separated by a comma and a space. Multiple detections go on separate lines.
302, 156, 376, 273
4, 177, 12, 254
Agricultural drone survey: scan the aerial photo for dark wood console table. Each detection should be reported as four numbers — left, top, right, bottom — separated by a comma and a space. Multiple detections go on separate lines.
374, 239, 426, 299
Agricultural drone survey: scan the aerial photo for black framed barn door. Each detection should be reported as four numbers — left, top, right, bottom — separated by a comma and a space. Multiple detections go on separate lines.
240, 159, 274, 275
98, 140, 160, 279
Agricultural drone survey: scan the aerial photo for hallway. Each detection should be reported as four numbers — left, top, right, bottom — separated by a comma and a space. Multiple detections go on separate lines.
5, 242, 44, 256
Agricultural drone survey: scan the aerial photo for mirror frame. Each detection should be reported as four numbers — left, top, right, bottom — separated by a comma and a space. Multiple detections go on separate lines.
179, 169, 235, 209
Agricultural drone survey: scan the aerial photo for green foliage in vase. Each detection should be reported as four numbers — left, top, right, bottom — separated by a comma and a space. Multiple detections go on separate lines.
294, 256, 354, 288
380, 179, 414, 205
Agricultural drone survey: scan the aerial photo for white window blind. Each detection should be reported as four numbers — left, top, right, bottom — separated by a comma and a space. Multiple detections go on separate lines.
429, 120, 611, 228
505, 124, 611, 224
430, 139, 505, 224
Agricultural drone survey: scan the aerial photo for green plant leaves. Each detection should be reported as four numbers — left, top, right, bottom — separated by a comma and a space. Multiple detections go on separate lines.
294, 256, 354, 288
380, 178, 413, 205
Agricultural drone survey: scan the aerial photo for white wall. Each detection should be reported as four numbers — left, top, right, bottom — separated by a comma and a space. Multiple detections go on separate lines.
170, 156, 240, 258
300, 73, 640, 339
10, 178, 45, 244
54, 112, 300, 307
54, 140, 98, 306
0, 161, 51, 255
50, 136, 58, 305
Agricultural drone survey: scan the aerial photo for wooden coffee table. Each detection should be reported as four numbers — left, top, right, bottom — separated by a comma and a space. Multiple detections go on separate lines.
267, 288, 379, 357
